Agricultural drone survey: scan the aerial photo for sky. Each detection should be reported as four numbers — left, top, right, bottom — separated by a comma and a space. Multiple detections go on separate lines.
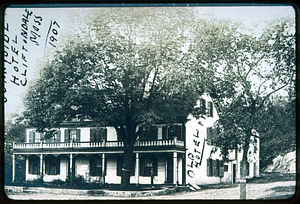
3, 5, 295, 121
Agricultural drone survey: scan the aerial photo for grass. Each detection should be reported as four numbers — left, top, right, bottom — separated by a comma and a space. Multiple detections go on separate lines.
247, 172, 296, 184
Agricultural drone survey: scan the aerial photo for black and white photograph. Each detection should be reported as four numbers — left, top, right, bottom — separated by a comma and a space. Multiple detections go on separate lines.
3, 4, 296, 200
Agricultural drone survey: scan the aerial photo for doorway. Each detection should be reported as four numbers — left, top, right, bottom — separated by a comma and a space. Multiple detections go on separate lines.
233, 164, 236, 183
166, 156, 173, 183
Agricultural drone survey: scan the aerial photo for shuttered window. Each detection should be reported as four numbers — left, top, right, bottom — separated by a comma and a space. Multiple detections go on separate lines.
206, 127, 212, 145
29, 156, 39, 174
168, 125, 182, 140
140, 126, 158, 141
162, 126, 167, 140
64, 129, 81, 142
45, 156, 60, 175
140, 156, 157, 176
207, 158, 212, 176
50, 130, 61, 142
207, 159, 224, 177
28, 131, 35, 143
201, 99, 206, 114
219, 160, 224, 177
90, 128, 107, 142
90, 157, 102, 176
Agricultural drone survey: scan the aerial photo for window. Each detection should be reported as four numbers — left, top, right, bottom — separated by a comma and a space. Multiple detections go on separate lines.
28, 131, 35, 143
50, 130, 61, 143
90, 128, 107, 142
45, 156, 60, 175
140, 156, 157, 176
224, 165, 228, 172
200, 99, 206, 114
29, 156, 40, 174
162, 125, 182, 140
207, 159, 224, 177
64, 129, 80, 142
208, 101, 213, 117
90, 157, 102, 176
117, 156, 135, 176
140, 126, 158, 141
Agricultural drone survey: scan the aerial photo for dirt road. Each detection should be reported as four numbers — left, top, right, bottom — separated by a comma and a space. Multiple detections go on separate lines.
5, 180, 296, 200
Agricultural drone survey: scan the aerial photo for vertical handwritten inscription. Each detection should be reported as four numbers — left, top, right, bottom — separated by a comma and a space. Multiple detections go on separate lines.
186, 129, 206, 178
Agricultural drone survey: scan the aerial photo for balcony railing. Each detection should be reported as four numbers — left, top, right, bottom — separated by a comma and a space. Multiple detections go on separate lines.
13, 138, 184, 150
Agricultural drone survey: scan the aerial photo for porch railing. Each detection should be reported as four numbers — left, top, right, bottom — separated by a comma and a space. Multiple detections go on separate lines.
13, 138, 184, 150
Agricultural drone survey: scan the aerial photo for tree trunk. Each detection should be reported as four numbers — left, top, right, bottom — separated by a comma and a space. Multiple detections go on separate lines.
240, 134, 250, 200
120, 142, 135, 188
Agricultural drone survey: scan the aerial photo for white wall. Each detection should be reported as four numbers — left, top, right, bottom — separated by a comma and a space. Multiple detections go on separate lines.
107, 127, 117, 141
185, 93, 223, 185
80, 128, 90, 142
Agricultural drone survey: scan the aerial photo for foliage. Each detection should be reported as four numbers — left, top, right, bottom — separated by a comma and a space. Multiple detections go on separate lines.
23, 8, 206, 187
190, 17, 295, 165
256, 97, 296, 170
50, 179, 66, 186
4, 114, 27, 185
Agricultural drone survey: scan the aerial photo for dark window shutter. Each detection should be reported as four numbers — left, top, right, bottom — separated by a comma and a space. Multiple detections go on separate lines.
176, 125, 182, 140
162, 126, 167, 140
76, 129, 81, 142
131, 158, 135, 176
246, 161, 249, 176
154, 157, 158, 176
209, 102, 213, 117
207, 159, 211, 176
207, 127, 212, 145
117, 157, 122, 176
57, 130, 61, 142
103, 128, 107, 141
64, 129, 69, 142
90, 129, 95, 142
45, 159, 49, 175
56, 158, 60, 174
212, 160, 217, 176
90, 158, 93, 176
201, 99, 206, 114
140, 158, 145, 176
219, 160, 224, 177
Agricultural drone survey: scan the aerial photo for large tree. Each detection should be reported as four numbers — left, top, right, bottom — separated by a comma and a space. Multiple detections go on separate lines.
190, 18, 295, 198
23, 8, 205, 187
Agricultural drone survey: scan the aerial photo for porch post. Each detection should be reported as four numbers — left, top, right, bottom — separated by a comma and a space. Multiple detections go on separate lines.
25, 156, 29, 181
135, 153, 139, 185
102, 153, 105, 183
12, 154, 15, 182
70, 153, 73, 180
40, 154, 43, 176
173, 152, 177, 185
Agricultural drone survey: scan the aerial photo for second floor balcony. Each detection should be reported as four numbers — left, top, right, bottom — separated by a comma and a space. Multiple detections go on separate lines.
13, 137, 185, 153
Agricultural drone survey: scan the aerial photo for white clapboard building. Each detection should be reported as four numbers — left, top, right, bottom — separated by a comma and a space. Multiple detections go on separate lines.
12, 93, 259, 186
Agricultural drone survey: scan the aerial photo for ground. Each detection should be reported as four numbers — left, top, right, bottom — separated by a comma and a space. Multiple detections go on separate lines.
4, 173, 297, 200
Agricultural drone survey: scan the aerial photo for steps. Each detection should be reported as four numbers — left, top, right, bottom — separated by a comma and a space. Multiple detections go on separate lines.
188, 183, 201, 191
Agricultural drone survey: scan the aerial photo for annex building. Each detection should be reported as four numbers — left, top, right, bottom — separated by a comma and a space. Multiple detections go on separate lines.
12, 94, 260, 186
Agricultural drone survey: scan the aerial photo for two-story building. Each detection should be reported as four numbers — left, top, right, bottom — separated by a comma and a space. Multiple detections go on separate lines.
12, 94, 259, 186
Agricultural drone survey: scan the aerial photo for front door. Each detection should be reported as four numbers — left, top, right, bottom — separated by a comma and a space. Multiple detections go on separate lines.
233, 164, 236, 183
166, 157, 173, 183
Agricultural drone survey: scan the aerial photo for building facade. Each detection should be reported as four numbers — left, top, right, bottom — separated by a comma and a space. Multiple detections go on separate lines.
12, 94, 259, 186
